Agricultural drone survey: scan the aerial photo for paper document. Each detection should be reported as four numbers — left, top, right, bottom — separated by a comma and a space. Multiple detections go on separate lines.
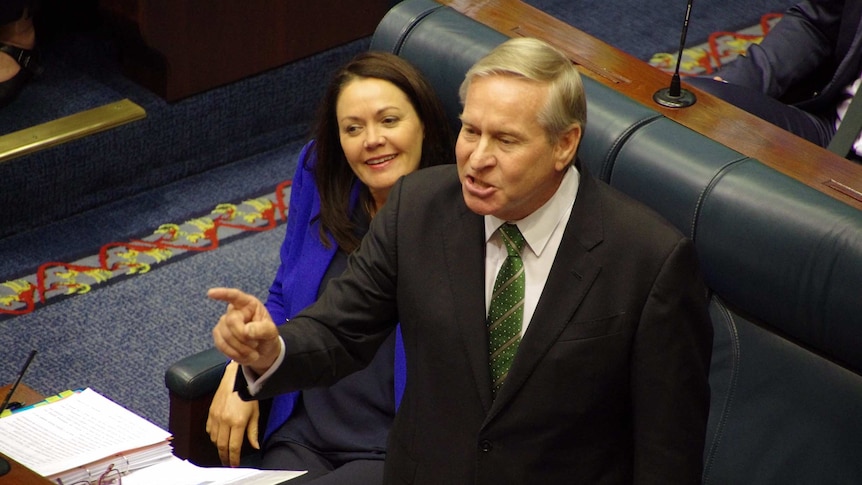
124, 455, 307, 485
0, 387, 172, 483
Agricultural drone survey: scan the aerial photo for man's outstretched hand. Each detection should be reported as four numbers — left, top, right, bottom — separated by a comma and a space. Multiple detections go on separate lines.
209, 288, 281, 376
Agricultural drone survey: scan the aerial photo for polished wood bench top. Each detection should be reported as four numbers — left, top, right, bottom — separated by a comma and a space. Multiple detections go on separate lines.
438, 0, 862, 211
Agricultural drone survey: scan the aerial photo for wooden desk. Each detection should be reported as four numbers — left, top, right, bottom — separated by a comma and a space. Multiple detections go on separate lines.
0, 384, 51, 485
98, 0, 393, 101
437, 0, 862, 211
0, 454, 51, 485
0, 382, 41, 409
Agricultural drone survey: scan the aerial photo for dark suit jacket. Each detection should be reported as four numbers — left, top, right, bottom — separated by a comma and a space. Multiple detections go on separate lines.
246, 164, 713, 484
720, 0, 862, 114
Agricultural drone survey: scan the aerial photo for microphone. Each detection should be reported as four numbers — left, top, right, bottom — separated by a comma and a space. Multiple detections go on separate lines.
1, 349, 37, 414
654, 0, 697, 108
0, 350, 36, 477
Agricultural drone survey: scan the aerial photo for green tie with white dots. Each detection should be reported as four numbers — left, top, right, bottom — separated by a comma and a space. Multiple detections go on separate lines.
487, 223, 526, 397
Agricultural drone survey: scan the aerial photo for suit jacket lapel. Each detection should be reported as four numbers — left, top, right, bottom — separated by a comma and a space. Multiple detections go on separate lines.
831, 4, 862, 91
442, 195, 495, 411
487, 170, 604, 416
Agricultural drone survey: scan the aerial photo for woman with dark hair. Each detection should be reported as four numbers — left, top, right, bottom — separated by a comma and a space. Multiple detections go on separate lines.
0, 0, 38, 108
206, 51, 453, 484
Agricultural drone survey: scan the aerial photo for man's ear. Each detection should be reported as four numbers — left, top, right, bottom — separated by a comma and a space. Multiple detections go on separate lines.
554, 124, 582, 171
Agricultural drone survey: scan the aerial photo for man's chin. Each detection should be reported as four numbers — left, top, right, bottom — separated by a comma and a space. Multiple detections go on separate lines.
462, 191, 496, 217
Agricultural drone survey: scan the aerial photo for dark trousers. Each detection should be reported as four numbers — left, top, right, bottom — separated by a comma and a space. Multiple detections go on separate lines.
687, 76, 837, 148
261, 441, 384, 485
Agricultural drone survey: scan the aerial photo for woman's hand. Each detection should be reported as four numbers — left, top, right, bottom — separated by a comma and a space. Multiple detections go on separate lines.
206, 361, 261, 467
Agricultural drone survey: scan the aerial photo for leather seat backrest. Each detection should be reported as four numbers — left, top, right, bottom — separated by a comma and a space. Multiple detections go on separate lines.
609, 116, 747, 239
697, 159, 862, 374
705, 296, 862, 484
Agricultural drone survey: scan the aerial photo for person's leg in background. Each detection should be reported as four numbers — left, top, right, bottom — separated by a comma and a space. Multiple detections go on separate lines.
687, 76, 836, 149
262, 441, 385, 485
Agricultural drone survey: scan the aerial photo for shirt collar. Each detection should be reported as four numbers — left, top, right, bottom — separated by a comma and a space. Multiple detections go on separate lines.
484, 166, 580, 256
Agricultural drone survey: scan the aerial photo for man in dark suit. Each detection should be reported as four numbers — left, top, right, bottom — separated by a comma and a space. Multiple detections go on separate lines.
210, 37, 713, 484
688, 0, 862, 158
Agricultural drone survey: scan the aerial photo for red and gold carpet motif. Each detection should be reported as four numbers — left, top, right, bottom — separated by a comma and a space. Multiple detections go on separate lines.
0, 181, 292, 319
649, 13, 783, 76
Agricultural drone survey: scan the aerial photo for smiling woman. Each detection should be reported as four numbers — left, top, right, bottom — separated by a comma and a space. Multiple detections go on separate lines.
203, 51, 454, 484
312, 51, 455, 252
336, 77, 426, 214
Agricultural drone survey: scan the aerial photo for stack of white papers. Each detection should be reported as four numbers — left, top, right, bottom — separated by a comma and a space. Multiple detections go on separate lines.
0, 388, 173, 483
0, 387, 307, 484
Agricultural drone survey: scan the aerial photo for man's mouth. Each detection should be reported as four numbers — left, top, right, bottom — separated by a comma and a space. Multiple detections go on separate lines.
464, 175, 495, 197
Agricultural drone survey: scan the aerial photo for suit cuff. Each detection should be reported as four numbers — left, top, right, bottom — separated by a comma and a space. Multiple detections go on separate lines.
241, 336, 286, 396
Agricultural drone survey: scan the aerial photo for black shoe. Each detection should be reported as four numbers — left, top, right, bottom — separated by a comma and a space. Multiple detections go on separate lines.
0, 42, 41, 109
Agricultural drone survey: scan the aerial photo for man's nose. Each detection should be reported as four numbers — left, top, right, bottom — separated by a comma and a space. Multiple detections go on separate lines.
469, 137, 495, 169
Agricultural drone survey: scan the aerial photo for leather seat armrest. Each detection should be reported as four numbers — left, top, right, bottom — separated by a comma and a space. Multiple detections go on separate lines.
165, 347, 228, 401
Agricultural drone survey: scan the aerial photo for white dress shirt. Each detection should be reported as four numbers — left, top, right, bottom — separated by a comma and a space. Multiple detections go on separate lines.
484, 166, 580, 335
836, 72, 862, 157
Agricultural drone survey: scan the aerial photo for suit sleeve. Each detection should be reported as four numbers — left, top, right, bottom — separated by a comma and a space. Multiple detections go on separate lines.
718, 0, 843, 97
631, 237, 713, 484
248, 175, 404, 398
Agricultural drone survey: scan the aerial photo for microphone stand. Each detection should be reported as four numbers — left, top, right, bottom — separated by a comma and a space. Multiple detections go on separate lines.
654, 0, 697, 108
0, 350, 36, 477
1, 350, 37, 413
